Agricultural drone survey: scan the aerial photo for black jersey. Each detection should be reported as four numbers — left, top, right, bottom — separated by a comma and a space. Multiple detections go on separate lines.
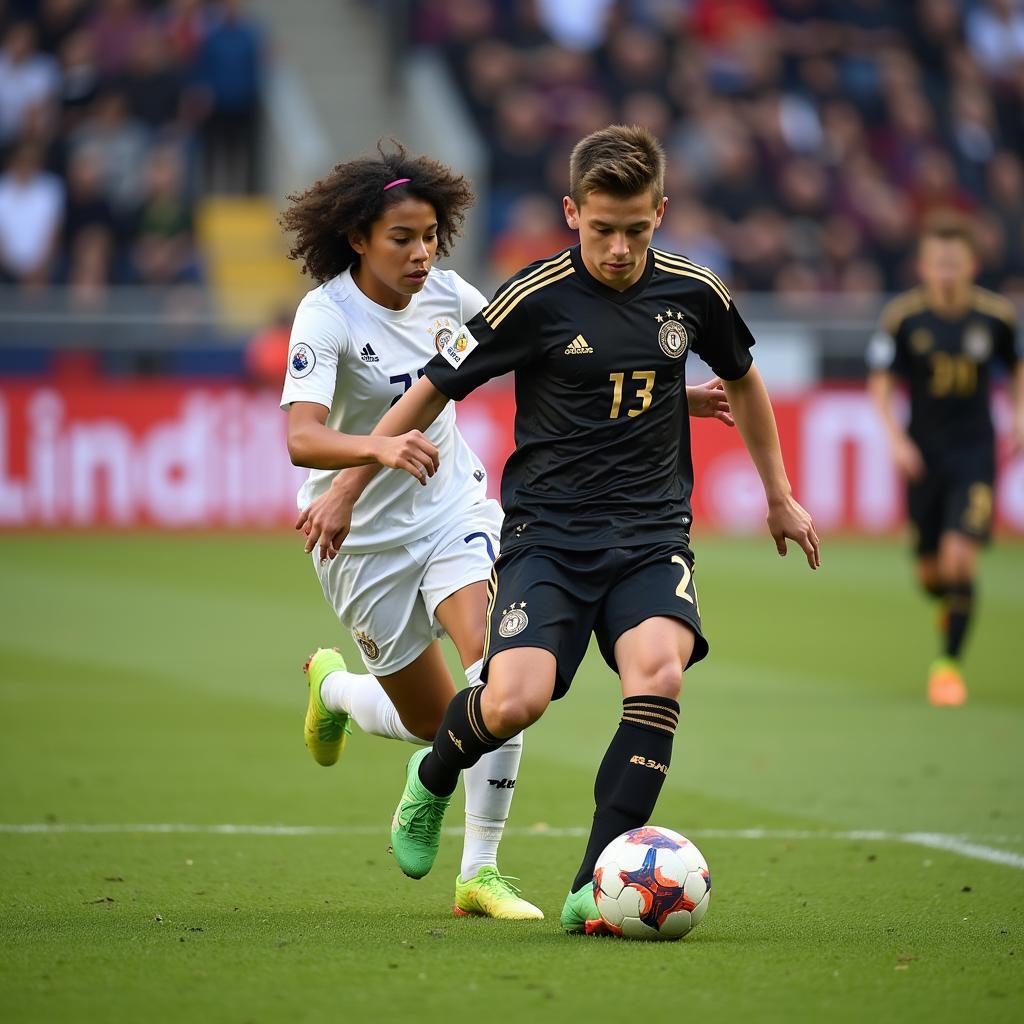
868, 286, 1019, 453
424, 245, 755, 550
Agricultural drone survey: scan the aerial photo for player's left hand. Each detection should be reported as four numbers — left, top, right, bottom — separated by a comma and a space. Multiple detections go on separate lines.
295, 481, 355, 562
687, 379, 734, 427
767, 495, 820, 570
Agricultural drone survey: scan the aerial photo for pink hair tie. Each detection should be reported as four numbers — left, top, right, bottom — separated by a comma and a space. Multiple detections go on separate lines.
383, 177, 411, 191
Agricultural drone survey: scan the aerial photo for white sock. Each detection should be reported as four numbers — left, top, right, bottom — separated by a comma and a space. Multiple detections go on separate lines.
319, 670, 426, 745
460, 659, 522, 880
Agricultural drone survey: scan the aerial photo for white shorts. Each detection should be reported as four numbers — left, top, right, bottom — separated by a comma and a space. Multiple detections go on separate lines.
314, 499, 502, 675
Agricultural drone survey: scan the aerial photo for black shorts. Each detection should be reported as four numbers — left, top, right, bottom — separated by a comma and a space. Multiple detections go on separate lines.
481, 540, 709, 699
908, 444, 995, 556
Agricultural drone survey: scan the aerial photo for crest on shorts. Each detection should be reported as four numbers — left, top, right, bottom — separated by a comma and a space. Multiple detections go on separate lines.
964, 324, 992, 361
289, 343, 315, 378
658, 319, 688, 359
354, 630, 380, 661
498, 602, 528, 638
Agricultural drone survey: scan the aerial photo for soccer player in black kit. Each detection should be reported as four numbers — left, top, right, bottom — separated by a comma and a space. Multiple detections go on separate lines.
300, 125, 820, 933
868, 217, 1024, 707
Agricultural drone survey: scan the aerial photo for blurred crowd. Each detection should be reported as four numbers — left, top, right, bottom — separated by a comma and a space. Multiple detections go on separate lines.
0, 0, 264, 300
413, 0, 1024, 301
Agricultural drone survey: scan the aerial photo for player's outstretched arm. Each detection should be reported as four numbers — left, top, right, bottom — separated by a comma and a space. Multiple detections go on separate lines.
687, 378, 734, 426
287, 401, 441, 474
722, 366, 820, 569
296, 377, 449, 560
866, 370, 925, 480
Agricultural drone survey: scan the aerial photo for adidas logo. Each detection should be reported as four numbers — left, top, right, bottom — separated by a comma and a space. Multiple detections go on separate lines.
360, 344, 379, 363
564, 334, 594, 355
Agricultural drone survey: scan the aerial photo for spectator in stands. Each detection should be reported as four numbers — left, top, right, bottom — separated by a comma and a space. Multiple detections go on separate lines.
67, 222, 113, 307
68, 87, 148, 214
57, 29, 101, 131
118, 26, 186, 130
966, 0, 1024, 82
161, 0, 208, 67
489, 192, 573, 279
60, 142, 116, 274
988, 151, 1024, 280
193, 0, 264, 194
0, 141, 64, 286
87, 0, 149, 79
37, 0, 87, 57
130, 143, 198, 285
653, 200, 731, 281
0, 21, 60, 148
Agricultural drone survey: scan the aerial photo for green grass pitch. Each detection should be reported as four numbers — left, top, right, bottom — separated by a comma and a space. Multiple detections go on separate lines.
1, 533, 1022, 1023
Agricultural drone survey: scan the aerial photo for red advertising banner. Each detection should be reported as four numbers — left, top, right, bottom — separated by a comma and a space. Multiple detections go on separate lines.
1, 381, 1022, 532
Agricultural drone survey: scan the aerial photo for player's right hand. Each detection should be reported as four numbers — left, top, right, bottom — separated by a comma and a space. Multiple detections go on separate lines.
295, 482, 355, 562
371, 430, 440, 485
892, 435, 925, 482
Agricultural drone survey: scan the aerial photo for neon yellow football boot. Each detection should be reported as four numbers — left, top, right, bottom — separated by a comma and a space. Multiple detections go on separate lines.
453, 866, 544, 920
303, 648, 352, 766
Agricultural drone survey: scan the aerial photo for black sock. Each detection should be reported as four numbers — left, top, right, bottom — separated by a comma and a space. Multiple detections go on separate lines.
571, 695, 680, 893
944, 581, 975, 660
417, 685, 507, 798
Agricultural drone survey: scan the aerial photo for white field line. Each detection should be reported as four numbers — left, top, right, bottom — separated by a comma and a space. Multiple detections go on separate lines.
1, 823, 1023, 869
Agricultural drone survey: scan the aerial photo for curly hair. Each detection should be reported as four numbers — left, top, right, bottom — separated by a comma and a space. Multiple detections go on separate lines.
279, 141, 476, 283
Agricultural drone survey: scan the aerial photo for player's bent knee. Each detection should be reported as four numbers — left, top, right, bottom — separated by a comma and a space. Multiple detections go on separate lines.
641, 660, 684, 700
483, 692, 546, 736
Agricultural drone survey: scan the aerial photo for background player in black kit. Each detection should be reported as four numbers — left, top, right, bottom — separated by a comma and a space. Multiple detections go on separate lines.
868, 216, 1024, 707
300, 124, 820, 933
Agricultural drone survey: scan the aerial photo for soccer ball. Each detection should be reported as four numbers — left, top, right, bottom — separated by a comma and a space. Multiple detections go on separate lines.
593, 826, 711, 941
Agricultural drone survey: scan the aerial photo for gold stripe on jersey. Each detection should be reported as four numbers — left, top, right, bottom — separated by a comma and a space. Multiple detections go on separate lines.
486, 266, 577, 329
971, 287, 1018, 328
651, 248, 732, 305
879, 288, 927, 336
483, 253, 572, 326
654, 259, 731, 309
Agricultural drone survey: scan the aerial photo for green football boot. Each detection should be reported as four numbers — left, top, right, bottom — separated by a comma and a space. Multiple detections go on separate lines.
389, 747, 452, 879
453, 866, 544, 920
303, 648, 352, 767
560, 883, 610, 935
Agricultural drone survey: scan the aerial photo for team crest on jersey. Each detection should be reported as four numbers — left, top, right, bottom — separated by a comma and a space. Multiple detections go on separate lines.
430, 317, 454, 354
289, 343, 315, 378
964, 324, 992, 361
658, 319, 688, 358
498, 602, 528, 638
354, 630, 380, 661
910, 328, 934, 355
434, 326, 453, 354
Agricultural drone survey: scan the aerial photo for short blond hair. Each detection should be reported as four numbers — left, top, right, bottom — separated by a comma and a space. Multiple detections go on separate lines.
569, 124, 666, 207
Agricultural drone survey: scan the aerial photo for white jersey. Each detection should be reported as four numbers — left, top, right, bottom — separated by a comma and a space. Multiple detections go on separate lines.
281, 267, 490, 553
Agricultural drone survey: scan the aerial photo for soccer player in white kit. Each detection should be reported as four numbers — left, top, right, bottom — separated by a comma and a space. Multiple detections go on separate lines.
279, 143, 544, 919
282, 143, 735, 919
